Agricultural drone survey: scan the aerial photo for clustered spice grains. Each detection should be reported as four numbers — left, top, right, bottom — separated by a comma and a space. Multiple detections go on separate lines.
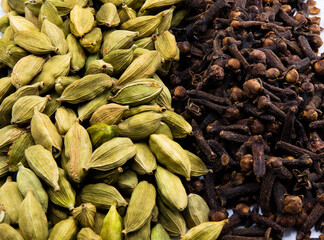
168, 0, 324, 239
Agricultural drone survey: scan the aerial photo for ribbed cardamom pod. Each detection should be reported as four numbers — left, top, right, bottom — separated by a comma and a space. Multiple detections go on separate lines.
47, 168, 75, 210
181, 220, 228, 240
24, 8, 41, 30
0, 82, 43, 127
134, 35, 156, 50
78, 228, 102, 240
0, 125, 26, 151
73, 203, 96, 228
154, 122, 173, 139
41, 18, 69, 55
1, 0, 12, 13
111, 81, 162, 106
77, 91, 111, 121
172, 9, 187, 28
48, 218, 78, 240
131, 141, 157, 175
157, 198, 186, 237
101, 30, 138, 56
184, 194, 210, 229
55, 75, 80, 95
64, 120, 92, 183
118, 111, 162, 140
120, 13, 164, 39
102, 47, 134, 76
38, 0, 64, 29
47, 0, 72, 16
6, 43, 28, 65
0, 177, 23, 224
30, 109, 63, 158
85, 137, 135, 171
162, 110, 193, 138
80, 27, 102, 54
118, 4, 136, 24
186, 150, 210, 177
0, 223, 24, 240
151, 223, 170, 240
117, 51, 162, 87
33, 53, 71, 94
157, 6, 175, 33
47, 204, 69, 225
100, 201, 123, 240
123, 0, 145, 10
67, 33, 87, 72
85, 60, 114, 75
122, 104, 164, 118
14, 30, 56, 54
11, 95, 49, 124
0, 206, 11, 224
19, 189, 49, 240
91, 167, 123, 185
140, 0, 182, 12
17, 163, 49, 213
99, 0, 121, 5
0, 77, 14, 103
25, 144, 60, 191
70, 5, 94, 37
80, 183, 128, 209
25, 0, 42, 16
0, 39, 17, 68
43, 92, 61, 117
152, 74, 172, 109
155, 166, 188, 211
1, 26, 15, 41
96, 3, 120, 27
87, 123, 119, 148
11, 55, 46, 88
63, 17, 70, 36
149, 134, 191, 180
8, 14, 39, 33
155, 31, 179, 61
8, 132, 34, 172
93, 212, 106, 235
0, 155, 9, 178
55, 107, 78, 135
57, 73, 115, 104
90, 103, 129, 126
7, 0, 25, 14
125, 216, 151, 240
64, 0, 88, 8
116, 169, 138, 195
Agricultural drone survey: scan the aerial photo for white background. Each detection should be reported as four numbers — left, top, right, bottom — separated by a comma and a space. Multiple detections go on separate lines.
0, 1, 323, 240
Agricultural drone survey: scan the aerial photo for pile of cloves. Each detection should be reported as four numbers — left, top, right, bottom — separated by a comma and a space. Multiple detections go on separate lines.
168, 0, 324, 239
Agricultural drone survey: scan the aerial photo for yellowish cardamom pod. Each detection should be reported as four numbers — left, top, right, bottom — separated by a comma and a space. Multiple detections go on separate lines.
122, 104, 164, 118
47, 205, 69, 226
186, 150, 210, 177
125, 216, 151, 240
184, 194, 210, 229
55, 75, 80, 95
85, 59, 114, 75
90, 103, 129, 126
91, 167, 123, 185
87, 123, 119, 148
7, 0, 25, 14
181, 220, 228, 240
151, 223, 170, 240
131, 142, 157, 175
0, 125, 26, 151
38, 0, 64, 29
102, 47, 135, 76
0, 223, 24, 240
93, 212, 106, 235
80, 27, 102, 54
134, 34, 157, 50
67, 33, 87, 72
55, 106, 78, 135
155, 31, 179, 61
0, 77, 14, 102
78, 227, 102, 240
64, 0, 88, 8
0, 155, 9, 178
162, 110, 193, 138
118, 4, 136, 24
48, 218, 78, 240
43, 92, 62, 117
116, 169, 138, 195
171, 8, 187, 28
70, 5, 94, 37
140, 0, 182, 12
157, 6, 176, 33
101, 30, 138, 56
154, 122, 173, 139
100, 201, 123, 240
96, 2, 120, 27
73, 203, 96, 228
8, 14, 39, 33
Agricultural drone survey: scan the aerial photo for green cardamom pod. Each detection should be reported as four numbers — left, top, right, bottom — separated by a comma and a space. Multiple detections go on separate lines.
162, 110, 193, 138
152, 74, 172, 109
155, 31, 179, 61
0, 77, 14, 103
93, 212, 106, 235
48, 218, 78, 240
55, 107, 78, 135
47, 0, 71, 16
151, 223, 170, 240
0, 223, 24, 240
78, 228, 102, 240
90, 103, 129, 126
72, 203, 96, 228
184, 193, 210, 229
123, 0, 145, 10
67, 33, 87, 72
186, 150, 210, 177
102, 47, 135, 76
43, 92, 62, 117
96, 3, 120, 27
91, 167, 123, 185
39, 0, 64, 29
55, 75, 80, 95
87, 123, 119, 148
131, 142, 157, 175
157, 6, 175, 33
100, 201, 123, 240
134, 35, 156, 50
8, 14, 39, 33
122, 104, 164, 118
48, 204, 69, 225
116, 169, 138, 195
0, 125, 26, 151
0, 155, 9, 178
125, 216, 151, 240
70, 5, 94, 37
7, 0, 25, 14
80, 27, 102, 54
118, 4, 136, 24
101, 30, 138, 56
85, 60, 114, 75
181, 220, 228, 240
154, 122, 173, 139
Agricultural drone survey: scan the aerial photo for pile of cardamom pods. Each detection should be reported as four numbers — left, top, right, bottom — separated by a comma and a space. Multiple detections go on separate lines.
0, 0, 228, 239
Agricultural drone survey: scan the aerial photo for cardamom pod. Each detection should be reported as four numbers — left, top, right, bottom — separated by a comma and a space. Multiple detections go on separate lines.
55, 75, 80, 95
96, 3, 120, 27
64, 0, 88, 8
72, 203, 96, 228
149, 134, 191, 180
184, 193, 210, 229
157, 197, 186, 237
151, 74, 172, 109
118, 4, 136, 24
1, 26, 15, 41
64, 120, 92, 183
122, 104, 164, 118
87, 123, 119, 148
0, 206, 11, 224
48, 204, 69, 225
118, 111, 162, 140
157, 6, 175, 33
48, 218, 78, 240
8, 132, 34, 172
18, 189, 49, 240
123, 181, 156, 234
55, 107, 78, 135
0, 223, 24, 240
91, 167, 123, 185
162, 110, 193, 138
80, 27, 102, 54
67, 33, 87, 72
38, 0, 64, 29
154, 122, 173, 139
100, 201, 123, 240
78, 228, 102, 240
1, 0, 12, 13
140, 0, 182, 12
7, 0, 25, 14
155, 166, 188, 211
93, 212, 106, 235
11, 95, 49, 124
30, 109, 63, 158
8, 14, 39, 33
123, 0, 145, 10
171, 9, 187, 27
102, 47, 134, 76
131, 142, 157, 175
23, 7, 40, 29
0, 155, 9, 178
125, 216, 151, 240
186, 150, 210, 177
70, 5, 94, 37
0, 125, 26, 152
0, 39, 17, 68
85, 59, 114, 75
181, 220, 228, 240
0, 77, 14, 103
11, 55, 46, 88
116, 169, 138, 195
80, 183, 128, 209
90, 103, 129, 126
0, 177, 23, 224
43, 92, 61, 117
17, 163, 49, 212
117, 51, 162, 87
48, 0, 72, 16
6, 42, 28, 63
25, 144, 60, 191
151, 223, 170, 240
57, 73, 115, 104
134, 34, 156, 50
155, 31, 179, 61
25, 0, 42, 16
101, 30, 138, 56
47, 168, 76, 210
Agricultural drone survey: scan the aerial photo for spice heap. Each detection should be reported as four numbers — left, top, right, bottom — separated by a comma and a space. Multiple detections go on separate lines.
0, 0, 230, 240
169, 0, 324, 239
